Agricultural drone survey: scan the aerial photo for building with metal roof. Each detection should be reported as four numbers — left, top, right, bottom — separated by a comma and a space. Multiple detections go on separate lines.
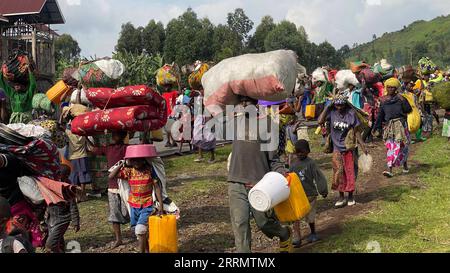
0, 0, 65, 86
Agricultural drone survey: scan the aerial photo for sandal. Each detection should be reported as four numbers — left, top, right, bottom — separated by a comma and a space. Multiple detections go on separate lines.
383, 171, 394, 178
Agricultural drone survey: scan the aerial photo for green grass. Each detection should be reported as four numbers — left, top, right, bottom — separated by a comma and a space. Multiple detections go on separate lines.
310, 137, 450, 253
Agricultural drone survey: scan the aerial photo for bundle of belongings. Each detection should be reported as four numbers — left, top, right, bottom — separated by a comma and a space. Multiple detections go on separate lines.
202, 50, 303, 113
398, 65, 418, 83
335, 70, 360, 90
156, 63, 180, 87
418, 57, 437, 76
71, 85, 167, 136
312, 67, 329, 83
188, 61, 210, 90
73, 58, 125, 88
372, 59, 395, 81
0, 123, 77, 205
1, 49, 35, 85
432, 82, 450, 110
350, 61, 370, 74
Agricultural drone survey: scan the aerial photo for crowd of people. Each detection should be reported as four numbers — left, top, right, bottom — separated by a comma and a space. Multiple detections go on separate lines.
0, 54, 449, 254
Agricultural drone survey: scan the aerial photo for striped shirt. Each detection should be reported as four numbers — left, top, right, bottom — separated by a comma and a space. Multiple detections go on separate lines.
118, 166, 158, 209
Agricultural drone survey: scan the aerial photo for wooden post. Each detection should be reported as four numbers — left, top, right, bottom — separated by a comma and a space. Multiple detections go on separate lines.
31, 28, 37, 65
1, 28, 8, 61
51, 37, 55, 75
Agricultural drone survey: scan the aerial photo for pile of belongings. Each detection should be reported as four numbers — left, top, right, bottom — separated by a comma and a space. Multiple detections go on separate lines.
372, 59, 395, 81
0, 123, 60, 180
202, 50, 303, 113
188, 61, 210, 90
71, 85, 167, 136
432, 82, 450, 110
156, 63, 180, 87
1, 49, 35, 85
418, 57, 437, 75
1, 123, 75, 209
73, 58, 125, 88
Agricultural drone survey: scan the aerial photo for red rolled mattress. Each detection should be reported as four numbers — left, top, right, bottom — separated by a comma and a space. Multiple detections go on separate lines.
86, 85, 165, 109
71, 105, 167, 136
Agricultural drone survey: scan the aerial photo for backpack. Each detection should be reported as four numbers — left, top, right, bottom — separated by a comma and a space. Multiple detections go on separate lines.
1, 231, 35, 253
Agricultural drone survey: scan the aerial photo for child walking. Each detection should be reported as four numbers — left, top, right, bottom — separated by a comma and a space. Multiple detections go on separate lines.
109, 145, 163, 253
91, 131, 129, 248
45, 165, 80, 253
289, 140, 328, 247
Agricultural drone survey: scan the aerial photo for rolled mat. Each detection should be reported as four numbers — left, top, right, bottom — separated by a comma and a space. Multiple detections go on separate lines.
86, 85, 165, 109
71, 105, 167, 136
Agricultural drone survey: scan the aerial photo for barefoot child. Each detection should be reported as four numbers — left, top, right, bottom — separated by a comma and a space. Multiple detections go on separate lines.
109, 145, 163, 253
45, 165, 80, 253
91, 131, 129, 248
289, 140, 328, 247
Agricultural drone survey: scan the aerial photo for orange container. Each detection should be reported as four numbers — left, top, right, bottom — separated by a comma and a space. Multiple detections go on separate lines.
148, 214, 178, 253
46, 80, 69, 104
274, 173, 311, 223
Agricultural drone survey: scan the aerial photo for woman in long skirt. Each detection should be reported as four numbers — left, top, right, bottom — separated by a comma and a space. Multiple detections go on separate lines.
373, 78, 413, 178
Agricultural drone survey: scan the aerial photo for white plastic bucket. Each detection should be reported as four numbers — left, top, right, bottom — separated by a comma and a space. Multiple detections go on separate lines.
249, 172, 290, 212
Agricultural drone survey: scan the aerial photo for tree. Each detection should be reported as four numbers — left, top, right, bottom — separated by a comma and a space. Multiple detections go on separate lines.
116, 22, 143, 54
412, 41, 429, 59
372, 34, 377, 40
164, 8, 214, 65
247, 15, 276, 53
264, 21, 307, 58
55, 34, 81, 63
212, 24, 242, 61
227, 8, 254, 45
337, 45, 351, 59
142, 20, 165, 55
316, 41, 342, 68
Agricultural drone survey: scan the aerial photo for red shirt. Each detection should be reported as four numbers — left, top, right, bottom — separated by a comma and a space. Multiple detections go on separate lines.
162, 91, 179, 116
92, 144, 127, 189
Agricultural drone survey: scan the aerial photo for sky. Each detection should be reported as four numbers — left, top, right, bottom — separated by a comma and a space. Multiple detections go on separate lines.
56, 0, 450, 58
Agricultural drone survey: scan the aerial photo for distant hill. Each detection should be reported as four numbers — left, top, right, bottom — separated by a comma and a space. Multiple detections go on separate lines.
347, 14, 450, 69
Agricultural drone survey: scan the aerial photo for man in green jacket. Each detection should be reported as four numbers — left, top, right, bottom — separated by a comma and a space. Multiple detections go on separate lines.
0, 70, 36, 124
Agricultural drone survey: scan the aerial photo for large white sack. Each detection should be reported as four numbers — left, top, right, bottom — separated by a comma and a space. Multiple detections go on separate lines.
312, 67, 328, 83
18, 177, 45, 205
70, 88, 91, 105
335, 70, 359, 90
202, 50, 301, 112
95, 59, 125, 79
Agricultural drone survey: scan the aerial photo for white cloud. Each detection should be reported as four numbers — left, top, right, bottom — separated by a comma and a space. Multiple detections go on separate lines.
54, 0, 450, 57
66, 0, 81, 6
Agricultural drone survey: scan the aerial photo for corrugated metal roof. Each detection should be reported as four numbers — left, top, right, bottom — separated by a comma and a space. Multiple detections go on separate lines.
0, 14, 8, 23
0, 0, 46, 16
0, 0, 64, 24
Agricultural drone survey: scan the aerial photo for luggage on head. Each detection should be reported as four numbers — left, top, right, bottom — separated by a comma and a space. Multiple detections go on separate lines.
202, 50, 302, 114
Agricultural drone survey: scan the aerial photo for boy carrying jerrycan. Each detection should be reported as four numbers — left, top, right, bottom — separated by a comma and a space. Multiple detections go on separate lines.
289, 140, 328, 248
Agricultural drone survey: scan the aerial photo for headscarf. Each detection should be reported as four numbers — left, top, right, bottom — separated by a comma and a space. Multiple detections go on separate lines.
384, 78, 401, 95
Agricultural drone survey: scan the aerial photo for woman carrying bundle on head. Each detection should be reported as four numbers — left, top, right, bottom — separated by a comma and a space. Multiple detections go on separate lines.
0, 68, 36, 124
319, 94, 367, 208
373, 78, 413, 178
